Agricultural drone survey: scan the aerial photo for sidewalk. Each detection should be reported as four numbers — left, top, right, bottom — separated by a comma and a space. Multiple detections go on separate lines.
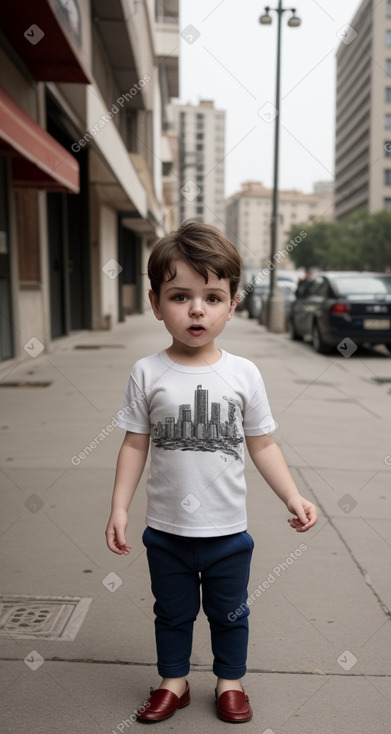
1, 309, 391, 733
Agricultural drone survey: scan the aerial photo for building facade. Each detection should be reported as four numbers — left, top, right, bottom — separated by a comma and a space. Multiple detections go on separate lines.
225, 180, 334, 279
169, 100, 226, 229
335, 0, 391, 219
0, 0, 179, 364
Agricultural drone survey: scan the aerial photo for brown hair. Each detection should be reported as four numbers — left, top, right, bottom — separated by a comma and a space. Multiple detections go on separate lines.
148, 220, 242, 299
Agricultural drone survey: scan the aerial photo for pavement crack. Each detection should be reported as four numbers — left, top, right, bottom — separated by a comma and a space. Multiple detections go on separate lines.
2, 656, 391, 677
298, 467, 391, 621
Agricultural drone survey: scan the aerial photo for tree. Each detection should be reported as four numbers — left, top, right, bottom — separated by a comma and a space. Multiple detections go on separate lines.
288, 220, 338, 270
287, 209, 391, 271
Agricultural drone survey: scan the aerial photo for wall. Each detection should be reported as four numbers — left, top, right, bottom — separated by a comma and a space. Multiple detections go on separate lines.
99, 205, 118, 329
370, 0, 389, 212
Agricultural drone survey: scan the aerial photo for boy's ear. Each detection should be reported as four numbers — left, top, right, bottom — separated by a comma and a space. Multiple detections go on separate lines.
148, 289, 163, 320
227, 292, 240, 320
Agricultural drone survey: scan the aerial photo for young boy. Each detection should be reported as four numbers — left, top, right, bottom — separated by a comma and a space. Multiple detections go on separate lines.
105, 221, 317, 724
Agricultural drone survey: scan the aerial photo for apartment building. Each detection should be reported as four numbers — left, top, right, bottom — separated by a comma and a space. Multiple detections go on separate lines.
0, 0, 179, 364
335, 0, 391, 218
225, 180, 334, 279
169, 100, 226, 230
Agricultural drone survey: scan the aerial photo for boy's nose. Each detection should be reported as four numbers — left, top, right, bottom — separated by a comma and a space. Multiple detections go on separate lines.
189, 299, 205, 316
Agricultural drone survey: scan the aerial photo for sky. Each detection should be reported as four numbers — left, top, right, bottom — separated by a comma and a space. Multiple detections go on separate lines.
178, 0, 361, 197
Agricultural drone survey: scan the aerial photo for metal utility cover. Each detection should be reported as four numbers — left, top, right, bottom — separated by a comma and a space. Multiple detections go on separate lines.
0, 595, 92, 640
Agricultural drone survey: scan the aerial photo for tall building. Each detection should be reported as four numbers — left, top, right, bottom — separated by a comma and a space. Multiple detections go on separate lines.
169, 100, 226, 229
335, 0, 391, 219
194, 384, 208, 437
225, 181, 334, 279
0, 0, 179, 364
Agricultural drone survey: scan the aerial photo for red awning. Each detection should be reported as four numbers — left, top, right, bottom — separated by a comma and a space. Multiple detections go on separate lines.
0, 0, 90, 84
0, 87, 79, 193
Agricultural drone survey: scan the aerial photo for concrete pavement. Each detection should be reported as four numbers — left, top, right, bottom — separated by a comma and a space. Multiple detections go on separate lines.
1, 309, 391, 733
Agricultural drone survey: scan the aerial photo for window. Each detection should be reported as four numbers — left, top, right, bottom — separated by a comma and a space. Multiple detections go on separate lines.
196, 144, 203, 151
384, 170, 391, 185
388, 0, 391, 17
387, 59, 391, 75
386, 114, 391, 129
385, 141, 391, 156
196, 206, 204, 215
334, 275, 391, 295
386, 88, 391, 102
162, 161, 171, 176
196, 133, 204, 140
384, 197, 391, 209
387, 30, 391, 46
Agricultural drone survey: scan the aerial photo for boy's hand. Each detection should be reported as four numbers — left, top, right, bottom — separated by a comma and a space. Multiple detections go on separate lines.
106, 508, 132, 555
286, 495, 317, 532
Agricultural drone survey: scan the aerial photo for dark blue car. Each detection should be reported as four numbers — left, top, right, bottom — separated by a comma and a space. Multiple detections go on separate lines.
289, 272, 391, 354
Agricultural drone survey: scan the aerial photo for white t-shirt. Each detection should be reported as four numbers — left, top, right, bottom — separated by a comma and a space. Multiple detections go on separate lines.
117, 350, 277, 537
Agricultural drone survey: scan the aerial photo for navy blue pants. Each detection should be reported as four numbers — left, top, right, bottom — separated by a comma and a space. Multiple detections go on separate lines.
142, 526, 254, 679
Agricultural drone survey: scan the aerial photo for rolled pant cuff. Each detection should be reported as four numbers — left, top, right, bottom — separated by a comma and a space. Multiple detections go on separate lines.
157, 663, 190, 678
213, 663, 247, 679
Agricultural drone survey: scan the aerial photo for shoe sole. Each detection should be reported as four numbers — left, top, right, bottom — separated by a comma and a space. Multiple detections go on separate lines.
136, 700, 190, 723
217, 712, 253, 723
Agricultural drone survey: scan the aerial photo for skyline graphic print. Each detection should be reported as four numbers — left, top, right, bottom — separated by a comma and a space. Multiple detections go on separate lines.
151, 384, 243, 460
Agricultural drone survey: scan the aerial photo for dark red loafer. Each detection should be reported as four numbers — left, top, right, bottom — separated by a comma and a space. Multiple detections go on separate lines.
215, 688, 253, 723
136, 681, 190, 723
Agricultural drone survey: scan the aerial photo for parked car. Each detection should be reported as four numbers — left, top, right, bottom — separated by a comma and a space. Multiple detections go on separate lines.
245, 283, 269, 319
289, 272, 391, 353
245, 273, 299, 324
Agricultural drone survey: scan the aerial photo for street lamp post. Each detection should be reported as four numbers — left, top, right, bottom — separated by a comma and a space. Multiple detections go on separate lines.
260, 3, 301, 332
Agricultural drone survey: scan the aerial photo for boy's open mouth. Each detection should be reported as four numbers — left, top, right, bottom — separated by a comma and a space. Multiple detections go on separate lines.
188, 325, 205, 334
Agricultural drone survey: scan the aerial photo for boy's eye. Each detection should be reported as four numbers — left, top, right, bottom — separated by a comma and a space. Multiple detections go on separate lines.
169, 293, 222, 303
208, 295, 221, 303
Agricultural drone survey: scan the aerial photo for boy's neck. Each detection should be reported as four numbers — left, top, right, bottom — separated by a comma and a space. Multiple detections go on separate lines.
165, 341, 222, 366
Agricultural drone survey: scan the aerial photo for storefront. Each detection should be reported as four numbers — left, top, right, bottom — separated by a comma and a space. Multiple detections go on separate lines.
0, 0, 91, 360
0, 86, 81, 359
0, 159, 12, 361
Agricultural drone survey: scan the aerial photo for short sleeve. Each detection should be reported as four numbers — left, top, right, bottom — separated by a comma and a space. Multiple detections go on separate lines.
116, 370, 151, 433
243, 373, 278, 436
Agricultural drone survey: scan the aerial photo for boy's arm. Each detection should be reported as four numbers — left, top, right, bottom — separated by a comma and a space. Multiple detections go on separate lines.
245, 434, 317, 532
106, 431, 150, 555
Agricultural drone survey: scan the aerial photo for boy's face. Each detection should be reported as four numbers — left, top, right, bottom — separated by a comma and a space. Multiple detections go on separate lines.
149, 260, 239, 352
